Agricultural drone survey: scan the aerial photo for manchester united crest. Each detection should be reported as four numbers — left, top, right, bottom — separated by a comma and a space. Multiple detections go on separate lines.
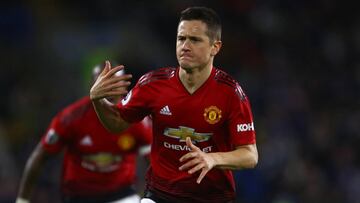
203, 106, 222, 124
117, 134, 135, 151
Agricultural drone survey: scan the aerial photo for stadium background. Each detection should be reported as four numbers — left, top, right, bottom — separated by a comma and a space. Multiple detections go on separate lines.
0, 1, 359, 203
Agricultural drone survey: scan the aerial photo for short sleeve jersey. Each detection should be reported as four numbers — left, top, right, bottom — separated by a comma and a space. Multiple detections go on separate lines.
117, 67, 256, 202
40, 97, 152, 197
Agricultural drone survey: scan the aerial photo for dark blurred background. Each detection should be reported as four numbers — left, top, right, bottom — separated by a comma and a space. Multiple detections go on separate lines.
1, 1, 359, 203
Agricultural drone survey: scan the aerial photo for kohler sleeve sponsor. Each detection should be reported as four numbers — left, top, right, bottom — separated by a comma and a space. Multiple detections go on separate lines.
237, 122, 254, 132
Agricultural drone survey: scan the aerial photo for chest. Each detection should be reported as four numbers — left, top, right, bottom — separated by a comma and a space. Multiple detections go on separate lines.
150, 82, 230, 132
70, 112, 138, 154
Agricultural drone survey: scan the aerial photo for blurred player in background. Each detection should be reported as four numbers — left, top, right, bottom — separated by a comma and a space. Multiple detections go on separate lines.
90, 7, 258, 203
16, 65, 152, 203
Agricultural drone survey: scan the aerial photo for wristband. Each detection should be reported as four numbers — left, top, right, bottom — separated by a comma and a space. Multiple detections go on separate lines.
15, 197, 30, 203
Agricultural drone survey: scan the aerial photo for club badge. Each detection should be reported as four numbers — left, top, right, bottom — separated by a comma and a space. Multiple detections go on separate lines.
117, 134, 135, 151
203, 106, 222, 124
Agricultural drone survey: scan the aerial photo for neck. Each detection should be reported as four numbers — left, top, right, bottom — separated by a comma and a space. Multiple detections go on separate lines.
179, 64, 213, 94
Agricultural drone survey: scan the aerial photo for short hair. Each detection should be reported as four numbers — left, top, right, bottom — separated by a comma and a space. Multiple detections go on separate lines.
179, 7, 222, 42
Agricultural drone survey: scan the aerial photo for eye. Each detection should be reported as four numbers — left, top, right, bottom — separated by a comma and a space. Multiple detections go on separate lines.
189, 37, 201, 43
177, 36, 186, 41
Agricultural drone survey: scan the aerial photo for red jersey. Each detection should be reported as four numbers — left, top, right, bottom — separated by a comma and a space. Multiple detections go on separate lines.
117, 67, 256, 202
40, 96, 152, 198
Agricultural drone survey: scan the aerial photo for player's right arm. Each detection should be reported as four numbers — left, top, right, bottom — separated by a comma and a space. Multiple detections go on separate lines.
90, 61, 132, 133
16, 143, 51, 203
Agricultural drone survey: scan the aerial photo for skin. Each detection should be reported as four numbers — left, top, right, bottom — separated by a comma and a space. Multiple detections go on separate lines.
90, 62, 132, 132
90, 20, 258, 184
176, 20, 222, 94
17, 144, 50, 200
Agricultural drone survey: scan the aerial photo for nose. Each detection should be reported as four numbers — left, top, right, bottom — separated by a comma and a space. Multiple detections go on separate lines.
182, 39, 191, 50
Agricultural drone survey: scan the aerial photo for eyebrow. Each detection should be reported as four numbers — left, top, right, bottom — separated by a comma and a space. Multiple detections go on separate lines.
177, 34, 202, 40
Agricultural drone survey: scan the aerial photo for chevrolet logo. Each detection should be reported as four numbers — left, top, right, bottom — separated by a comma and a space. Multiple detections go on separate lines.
164, 126, 212, 143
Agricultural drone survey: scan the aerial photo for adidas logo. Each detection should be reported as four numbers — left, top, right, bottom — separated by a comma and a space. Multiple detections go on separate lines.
80, 135, 93, 146
160, 105, 172, 115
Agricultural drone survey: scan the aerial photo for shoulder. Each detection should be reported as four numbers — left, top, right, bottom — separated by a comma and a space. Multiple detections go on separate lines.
137, 67, 176, 86
214, 68, 247, 101
57, 96, 92, 125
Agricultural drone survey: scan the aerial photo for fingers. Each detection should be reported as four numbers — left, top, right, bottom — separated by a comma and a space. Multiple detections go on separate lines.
178, 155, 210, 184
102, 81, 131, 92
179, 153, 207, 174
179, 137, 202, 166
105, 60, 111, 71
197, 168, 209, 184
186, 137, 200, 151
179, 151, 195, 162
97, 61, 120, 82
179, 137, 212, 184
102, 61, 131, 79
102, 89, 129, 97
90, 61, 132, 100
106, 65, 126, 78
103, 76, 132, 87
186, 136, 193, 147
99, 60, 111, 76
179, 155, 198, 170
178, 143, 204, 173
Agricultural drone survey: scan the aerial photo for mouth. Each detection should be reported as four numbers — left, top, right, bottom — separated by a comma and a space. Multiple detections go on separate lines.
180, 54, 192, 59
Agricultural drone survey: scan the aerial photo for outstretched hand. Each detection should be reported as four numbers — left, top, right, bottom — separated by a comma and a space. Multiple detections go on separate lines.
90, 61, 132, 101
179, 137, 216, 184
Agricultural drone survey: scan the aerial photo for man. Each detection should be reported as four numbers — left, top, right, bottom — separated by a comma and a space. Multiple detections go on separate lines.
90, 7, 258, 203
16, 66, 152, 203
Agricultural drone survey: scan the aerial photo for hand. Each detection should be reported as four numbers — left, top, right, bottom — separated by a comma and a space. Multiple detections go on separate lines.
179, 137, 216, 184
90, 61, 132, 100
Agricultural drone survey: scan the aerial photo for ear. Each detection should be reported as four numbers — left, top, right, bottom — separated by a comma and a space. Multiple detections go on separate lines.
210, 40, 222, 56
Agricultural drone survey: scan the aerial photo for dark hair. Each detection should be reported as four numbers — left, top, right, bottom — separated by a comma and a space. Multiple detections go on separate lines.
179, 7, 222, 42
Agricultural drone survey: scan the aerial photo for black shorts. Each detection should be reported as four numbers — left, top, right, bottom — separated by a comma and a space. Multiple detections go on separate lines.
143, 189, 170, 203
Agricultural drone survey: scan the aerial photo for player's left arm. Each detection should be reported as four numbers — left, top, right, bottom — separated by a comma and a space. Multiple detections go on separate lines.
179, 137, 258, 184
210, 143, 258, 170
16, 143, 52, 202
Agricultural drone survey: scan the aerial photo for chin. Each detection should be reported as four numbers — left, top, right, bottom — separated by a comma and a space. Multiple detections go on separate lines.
179, 61, 193, 69
181, 65, 194, 71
